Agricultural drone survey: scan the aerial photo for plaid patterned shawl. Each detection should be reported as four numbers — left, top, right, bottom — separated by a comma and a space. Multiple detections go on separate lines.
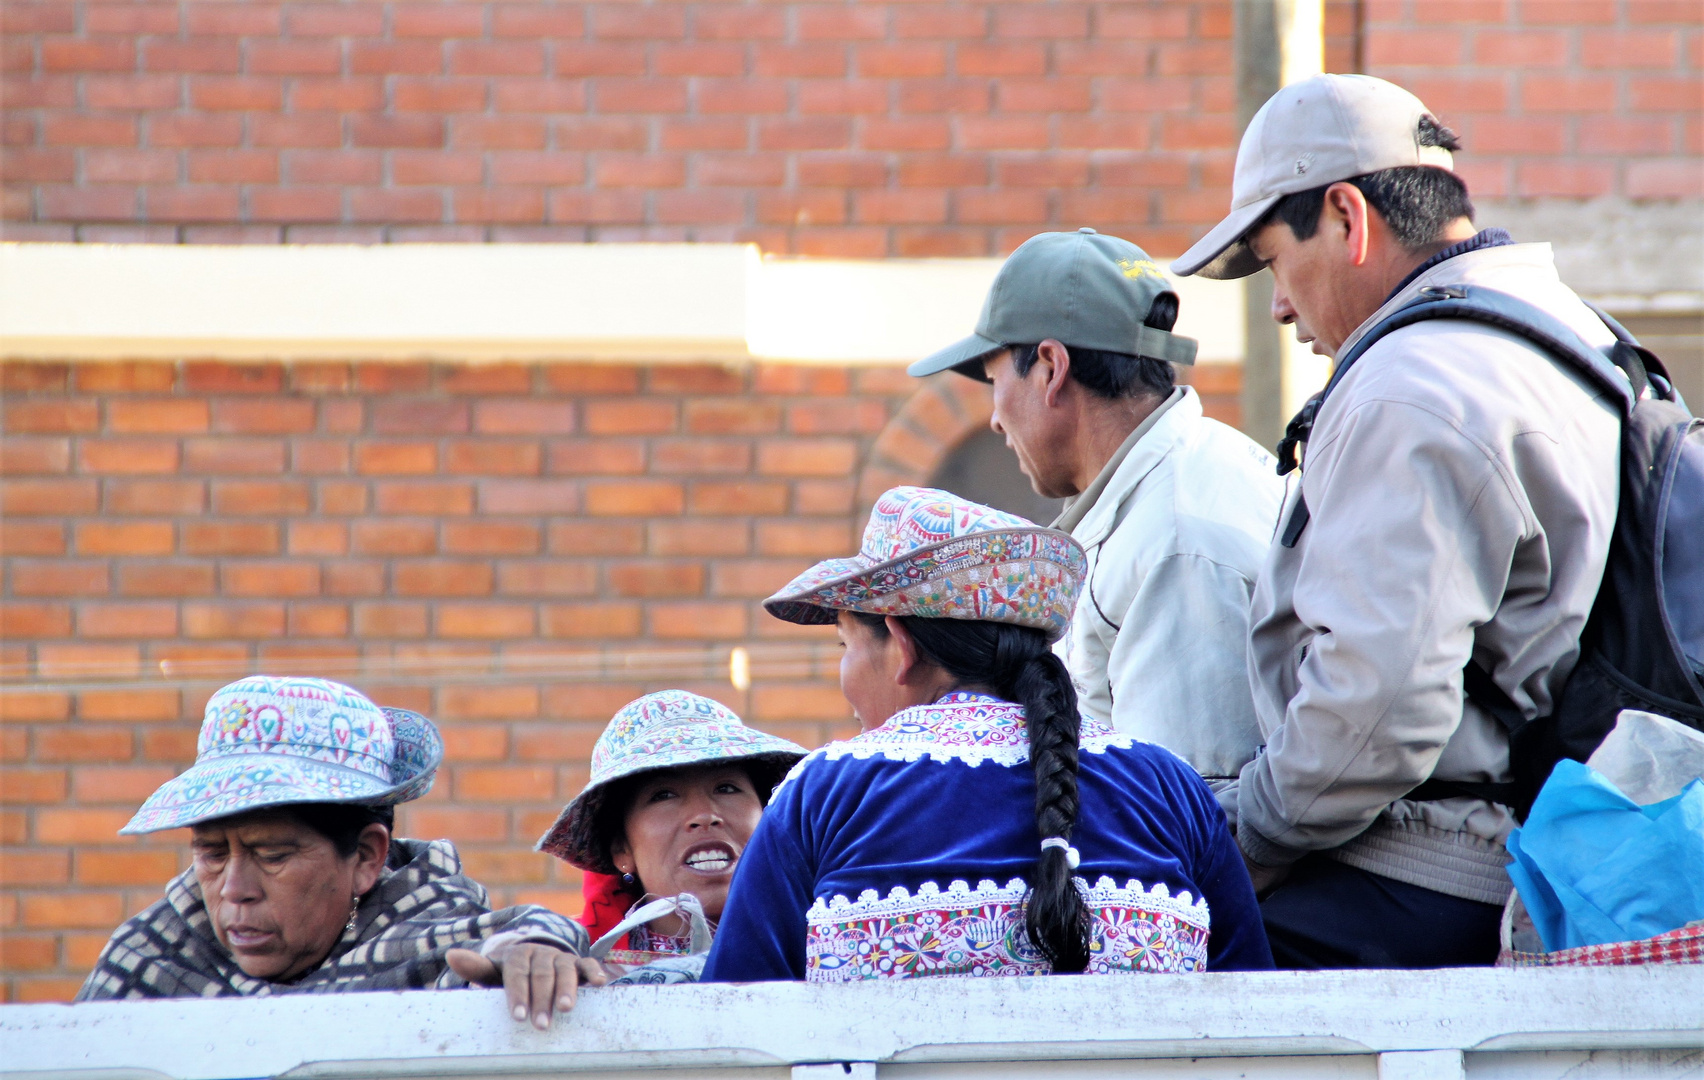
76, 838, 586, 1001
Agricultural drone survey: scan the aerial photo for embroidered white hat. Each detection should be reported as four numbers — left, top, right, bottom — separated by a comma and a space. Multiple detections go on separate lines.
764, 486, 1087, 642
123, 676, 441, 834
536, 690, 807, 873
1172, 74, 1456, 280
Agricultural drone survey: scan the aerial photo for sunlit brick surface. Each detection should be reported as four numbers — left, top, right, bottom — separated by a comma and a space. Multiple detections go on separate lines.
0, 357, 963, 1001
5, 0, 1255, 252
4, 1, 1695, 251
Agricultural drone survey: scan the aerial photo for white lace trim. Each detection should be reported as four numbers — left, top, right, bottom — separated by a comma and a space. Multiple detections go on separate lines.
824, 731, 1135, 766
768, 694, 1141, 803
808, 875, 1209, 931
771, 732, 1140, 802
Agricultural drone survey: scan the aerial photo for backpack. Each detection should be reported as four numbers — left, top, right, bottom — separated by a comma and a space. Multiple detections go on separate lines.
1274, 283, 1704, 820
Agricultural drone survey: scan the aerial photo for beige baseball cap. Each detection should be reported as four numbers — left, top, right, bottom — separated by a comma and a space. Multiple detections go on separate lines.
1171, 74, 1455, 280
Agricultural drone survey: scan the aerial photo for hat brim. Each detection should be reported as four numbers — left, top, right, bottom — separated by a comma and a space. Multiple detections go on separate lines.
120, 705, 443, 835
907, 331, 1005, 381
537, 748, 806, 872
763, 527, 1086, 642
1170, 193, 1282, 280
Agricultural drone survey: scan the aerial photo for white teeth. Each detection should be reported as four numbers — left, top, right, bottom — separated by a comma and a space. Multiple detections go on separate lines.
685, 852, 732, 872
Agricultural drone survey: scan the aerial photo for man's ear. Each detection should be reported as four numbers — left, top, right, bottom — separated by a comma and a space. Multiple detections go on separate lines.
885, 616, 924, 686
1035, 340, 1072, 408
351, 823, 390, 896
1324, 182, 1371, 269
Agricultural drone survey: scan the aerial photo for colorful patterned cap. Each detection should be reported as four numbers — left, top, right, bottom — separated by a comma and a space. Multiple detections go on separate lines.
121, 675, 443, 835
536, 690, 807, 872
764, 486, 1087, 642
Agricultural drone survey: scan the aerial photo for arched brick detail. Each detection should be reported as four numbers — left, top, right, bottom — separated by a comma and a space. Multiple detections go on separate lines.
858, 374, 993, 505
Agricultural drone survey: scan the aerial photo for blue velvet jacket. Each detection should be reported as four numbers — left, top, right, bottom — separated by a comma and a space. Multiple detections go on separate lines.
704, 692, 1274, 981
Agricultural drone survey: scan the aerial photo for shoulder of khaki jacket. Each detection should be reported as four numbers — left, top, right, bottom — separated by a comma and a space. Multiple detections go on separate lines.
1071, 388, 1202, 549
1301, 242, 1621, 475
1332, 241, 1614, 362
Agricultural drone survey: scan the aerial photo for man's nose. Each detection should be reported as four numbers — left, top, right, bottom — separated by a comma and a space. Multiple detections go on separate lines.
1270, 290, 1297, 327
989, 410, 1005, 435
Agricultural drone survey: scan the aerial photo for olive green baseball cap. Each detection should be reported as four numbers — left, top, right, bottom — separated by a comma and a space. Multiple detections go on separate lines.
909, 227, 1198, 381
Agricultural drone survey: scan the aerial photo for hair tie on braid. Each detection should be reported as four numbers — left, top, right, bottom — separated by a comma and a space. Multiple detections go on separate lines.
1040, 837, 1080, 869
856, 613, 1094, 973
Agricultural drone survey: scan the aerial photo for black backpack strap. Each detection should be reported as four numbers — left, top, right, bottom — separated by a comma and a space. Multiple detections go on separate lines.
1407, 778, 1521, 806
1463, 658, 1525, 735
1580, 298, 1690, 410
1271, 284, 1636, 548
1406, 661, 1526, 807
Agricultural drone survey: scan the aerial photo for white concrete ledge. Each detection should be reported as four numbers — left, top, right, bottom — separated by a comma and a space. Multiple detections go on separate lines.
0, 242, 1249, 365
2, 968, 1700, 1079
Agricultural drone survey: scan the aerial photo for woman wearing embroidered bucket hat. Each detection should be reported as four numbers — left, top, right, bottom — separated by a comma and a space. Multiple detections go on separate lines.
702, 487, 1274, 982
78, 675, 600, 1029
537, 690, 807, 983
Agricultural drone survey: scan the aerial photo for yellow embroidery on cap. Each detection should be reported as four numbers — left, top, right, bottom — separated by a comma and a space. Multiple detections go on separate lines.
1117, 258, 1163, 281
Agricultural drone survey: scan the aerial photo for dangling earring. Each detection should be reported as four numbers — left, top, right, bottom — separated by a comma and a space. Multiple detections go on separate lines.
620, 872, 636, 888
344, 894, 360, 935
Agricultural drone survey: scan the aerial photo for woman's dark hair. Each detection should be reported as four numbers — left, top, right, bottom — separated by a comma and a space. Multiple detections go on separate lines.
279, 803, 394, 858
1008, 289, 1181, 401
855, 613, 1092, 973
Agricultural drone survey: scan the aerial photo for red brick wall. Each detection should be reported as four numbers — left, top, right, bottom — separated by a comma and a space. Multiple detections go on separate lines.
1365, 0, 1702, 201
0, 356, 978, 1001
4, 2, 1694, 253
2, 0, 1244, 254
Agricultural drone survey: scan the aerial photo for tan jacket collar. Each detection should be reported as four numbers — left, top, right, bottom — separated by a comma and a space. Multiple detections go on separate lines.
1333, 242, 1561, 362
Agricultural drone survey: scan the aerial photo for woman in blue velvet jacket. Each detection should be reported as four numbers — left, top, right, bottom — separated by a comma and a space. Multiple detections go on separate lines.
704, 487, 1273, 982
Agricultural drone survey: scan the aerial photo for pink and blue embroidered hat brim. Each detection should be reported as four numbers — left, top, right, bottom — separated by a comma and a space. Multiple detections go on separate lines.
120, 706, 443, 835
763, 526, 1086, 643
536, 718, 806, 872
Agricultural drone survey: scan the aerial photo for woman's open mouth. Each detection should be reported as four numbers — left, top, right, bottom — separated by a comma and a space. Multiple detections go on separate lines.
682, 841, 737, 875
224, 925, 276, 950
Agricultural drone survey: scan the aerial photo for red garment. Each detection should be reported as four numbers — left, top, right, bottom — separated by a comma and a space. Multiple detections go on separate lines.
576, 870, 636, 948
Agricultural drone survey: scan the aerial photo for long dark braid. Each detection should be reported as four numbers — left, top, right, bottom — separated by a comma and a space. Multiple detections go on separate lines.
855, 613, 1093, 972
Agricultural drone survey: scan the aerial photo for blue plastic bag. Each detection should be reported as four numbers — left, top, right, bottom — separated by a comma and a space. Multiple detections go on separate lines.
1505, 758, 1704, 952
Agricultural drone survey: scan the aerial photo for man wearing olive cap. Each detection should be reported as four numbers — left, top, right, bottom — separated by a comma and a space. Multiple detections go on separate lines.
1173, 74, 1621, 967
911, 228, 1283, 792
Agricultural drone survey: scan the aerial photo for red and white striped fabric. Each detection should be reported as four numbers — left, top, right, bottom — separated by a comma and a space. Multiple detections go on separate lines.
1498, 924, 1704, 967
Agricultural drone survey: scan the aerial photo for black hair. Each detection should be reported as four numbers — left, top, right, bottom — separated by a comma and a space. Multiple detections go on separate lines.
1008, 290, 1180, 401
1260, 116, 1473, 250
274, 803, 394, 858
854, 613, 1092, 973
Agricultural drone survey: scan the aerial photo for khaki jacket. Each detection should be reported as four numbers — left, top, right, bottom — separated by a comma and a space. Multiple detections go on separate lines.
1059, 387, 1284, 780
1232, 243, 1622, 904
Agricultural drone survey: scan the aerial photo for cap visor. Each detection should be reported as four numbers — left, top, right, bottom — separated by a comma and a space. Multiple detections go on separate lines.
907, 332, 1004, 380
1170, 195, 1281, 280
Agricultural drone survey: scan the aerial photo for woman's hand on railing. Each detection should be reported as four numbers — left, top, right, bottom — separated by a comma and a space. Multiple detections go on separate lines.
446, 943, 613, 1030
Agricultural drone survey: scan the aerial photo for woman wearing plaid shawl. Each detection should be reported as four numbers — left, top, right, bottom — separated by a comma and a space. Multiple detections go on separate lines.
75, 676, 596, 1030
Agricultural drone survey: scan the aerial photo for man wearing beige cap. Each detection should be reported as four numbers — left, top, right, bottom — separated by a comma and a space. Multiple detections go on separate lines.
911, 229, 1283, 789
1173, 74, 1622, 967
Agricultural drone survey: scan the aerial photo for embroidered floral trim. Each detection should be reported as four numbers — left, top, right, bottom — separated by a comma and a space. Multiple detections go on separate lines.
805, 877, 1210, 981
771, 693, 1131, 800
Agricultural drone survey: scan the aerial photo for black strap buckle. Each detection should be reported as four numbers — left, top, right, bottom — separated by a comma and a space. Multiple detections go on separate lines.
1275, 392, 1324, 476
